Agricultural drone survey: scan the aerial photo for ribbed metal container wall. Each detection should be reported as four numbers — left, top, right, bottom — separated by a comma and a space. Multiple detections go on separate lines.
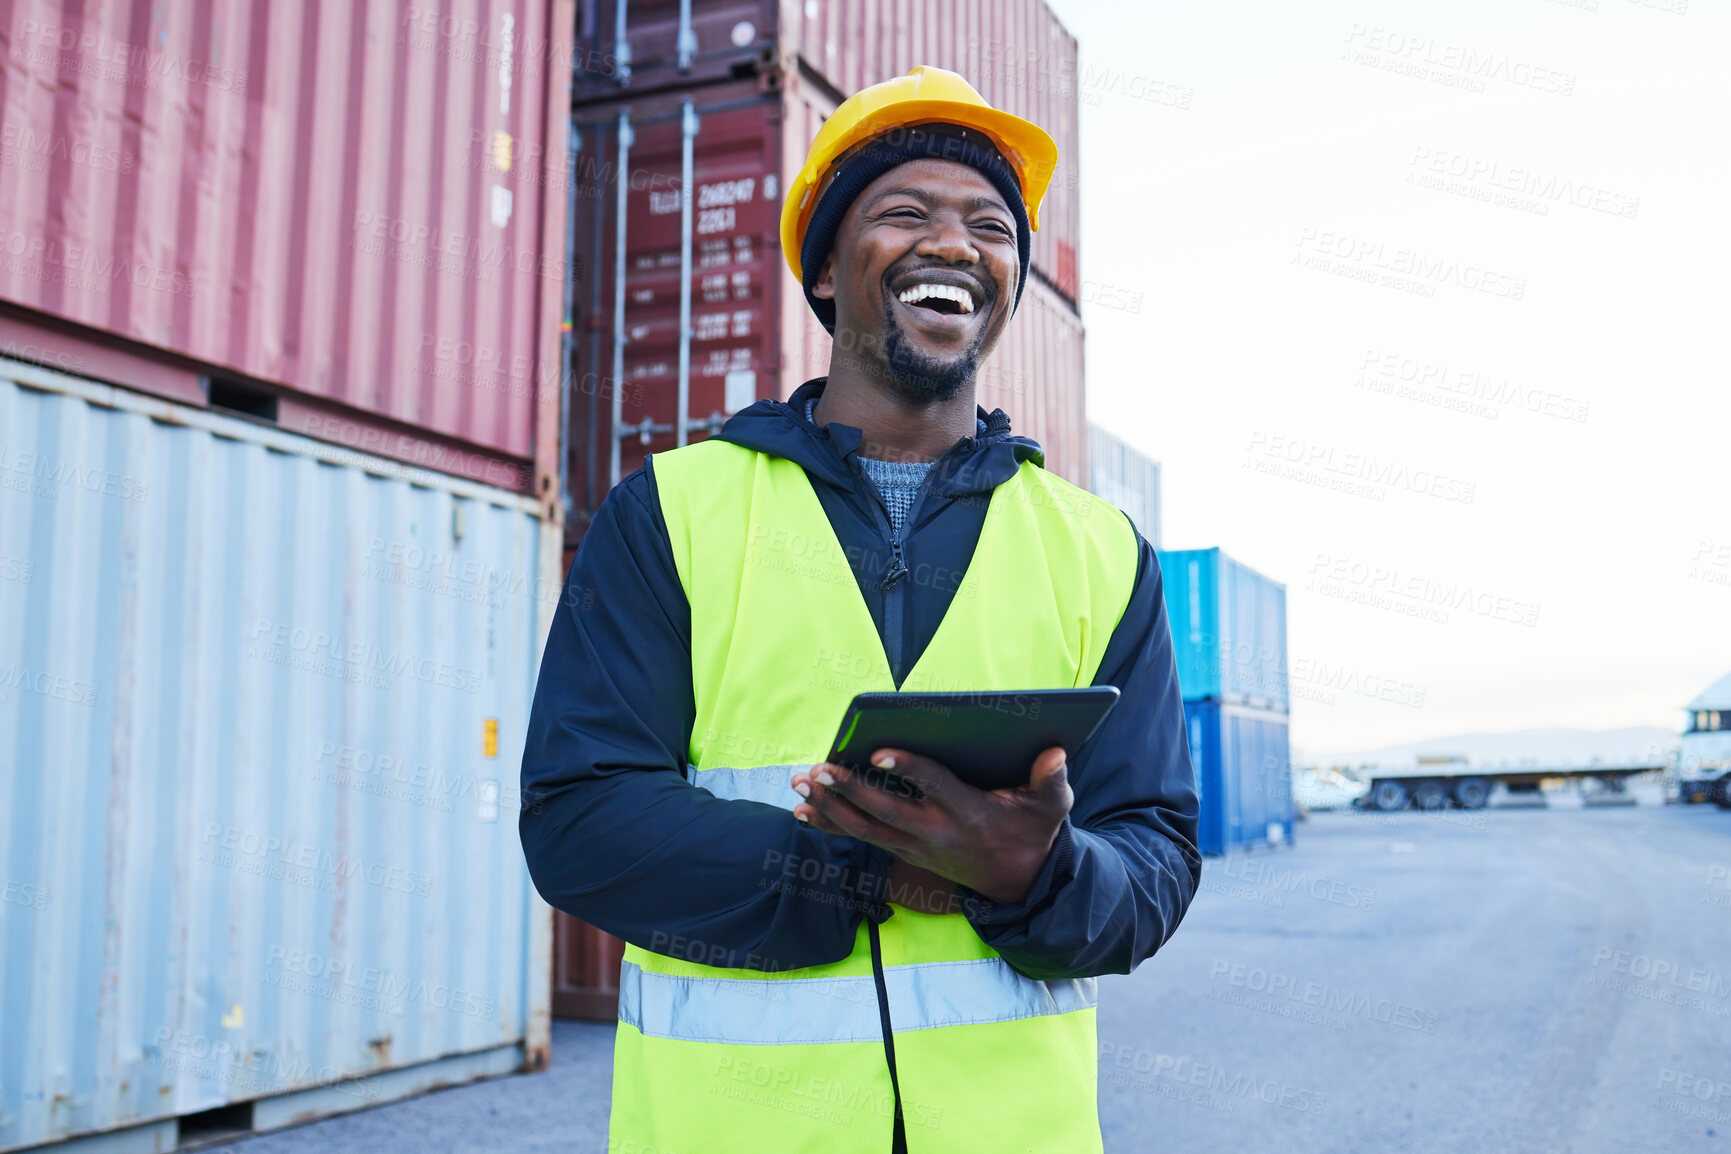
1157, 548, 1289, 712
1184, 700, 1295, 857
0, 357, 554, 1151
1089, 424, 1160, 547
572, 0, 1080, 301
570, 73, 1085, 525
0, 0, 571, 486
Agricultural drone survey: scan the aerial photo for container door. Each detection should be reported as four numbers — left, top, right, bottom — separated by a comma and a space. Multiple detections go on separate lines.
1223, 707, 1247, 849
571, 86, 783, 525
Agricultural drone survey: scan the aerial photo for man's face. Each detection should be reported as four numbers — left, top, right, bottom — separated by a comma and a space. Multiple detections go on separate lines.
812, 158, 1019, 405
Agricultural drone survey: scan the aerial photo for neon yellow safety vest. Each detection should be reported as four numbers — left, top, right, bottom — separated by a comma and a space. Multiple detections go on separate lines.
612, 438, 1139, 1154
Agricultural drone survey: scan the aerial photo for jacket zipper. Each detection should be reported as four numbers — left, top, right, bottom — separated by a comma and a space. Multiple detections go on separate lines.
865, 463, 941, 686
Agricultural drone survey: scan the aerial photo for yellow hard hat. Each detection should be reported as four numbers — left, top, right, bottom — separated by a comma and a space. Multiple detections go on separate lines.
779, 65, 1058, 285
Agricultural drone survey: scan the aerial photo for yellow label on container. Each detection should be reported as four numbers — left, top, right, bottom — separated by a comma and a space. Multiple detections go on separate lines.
484, 718, 499, 758
493, 130, 514, 172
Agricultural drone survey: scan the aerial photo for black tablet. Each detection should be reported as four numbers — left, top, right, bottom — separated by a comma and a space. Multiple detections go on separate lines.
825, 687, 1120, 793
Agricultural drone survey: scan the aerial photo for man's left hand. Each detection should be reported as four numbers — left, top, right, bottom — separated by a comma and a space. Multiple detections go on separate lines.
790, 747, 1071, 906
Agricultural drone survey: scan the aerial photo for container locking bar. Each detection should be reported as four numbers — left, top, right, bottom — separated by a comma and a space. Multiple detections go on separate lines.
608, 111, 633, 487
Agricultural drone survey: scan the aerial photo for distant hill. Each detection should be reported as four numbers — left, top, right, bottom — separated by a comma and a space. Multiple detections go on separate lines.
1299, 726, 1677, 771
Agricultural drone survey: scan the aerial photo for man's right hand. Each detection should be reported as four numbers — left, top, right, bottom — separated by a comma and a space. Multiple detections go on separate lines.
791, 747, 1072, 906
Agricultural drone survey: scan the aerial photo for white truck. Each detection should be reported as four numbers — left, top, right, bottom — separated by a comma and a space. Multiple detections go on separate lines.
1352, 754, 1667, 812
1293, 766, 1369, 813
1674, 671, 1731, 806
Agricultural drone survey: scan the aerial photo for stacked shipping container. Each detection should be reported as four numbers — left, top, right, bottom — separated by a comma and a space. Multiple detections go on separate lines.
0, 0, 572, 506
550, 0, 1088, 1018
1157, 548, 1295, 855
0, 1, 573, 1146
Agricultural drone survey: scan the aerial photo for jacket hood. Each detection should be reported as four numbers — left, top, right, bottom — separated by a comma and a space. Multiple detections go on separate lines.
716, 378, 1045, 497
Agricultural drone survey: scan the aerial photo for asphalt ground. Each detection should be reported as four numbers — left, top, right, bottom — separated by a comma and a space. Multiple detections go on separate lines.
210, 798, 1731, 1154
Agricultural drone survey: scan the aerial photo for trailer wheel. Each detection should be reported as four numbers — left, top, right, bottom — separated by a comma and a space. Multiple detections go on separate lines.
1370, 780, 1409, 811
1453, 777, 1491, 810
1413, 781, 1449, 810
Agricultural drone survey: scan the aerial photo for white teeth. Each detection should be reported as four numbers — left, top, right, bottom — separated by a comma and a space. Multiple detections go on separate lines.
897, 283, 975, 314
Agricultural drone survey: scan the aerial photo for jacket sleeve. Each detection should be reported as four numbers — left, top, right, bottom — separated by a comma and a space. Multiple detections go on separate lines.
960, 531, 1202, 980
518, 464, 895, 972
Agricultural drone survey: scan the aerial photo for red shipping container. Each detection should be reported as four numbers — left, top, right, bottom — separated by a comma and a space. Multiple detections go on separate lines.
566, 68, 1084, 538
570, 0, 1080, 301
0, 0, 574, 502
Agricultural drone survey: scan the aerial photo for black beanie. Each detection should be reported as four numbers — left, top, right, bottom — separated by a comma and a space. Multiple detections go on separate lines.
799, 122, 1032, 336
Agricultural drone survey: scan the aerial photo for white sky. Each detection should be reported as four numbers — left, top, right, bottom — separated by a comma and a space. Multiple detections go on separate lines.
1043, 0, 1731, 757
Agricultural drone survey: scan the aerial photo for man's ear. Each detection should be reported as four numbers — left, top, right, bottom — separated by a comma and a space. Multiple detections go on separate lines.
810, 253, 837, 302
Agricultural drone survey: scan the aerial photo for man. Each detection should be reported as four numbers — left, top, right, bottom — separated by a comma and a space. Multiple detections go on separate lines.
521, 66, 1198, 1154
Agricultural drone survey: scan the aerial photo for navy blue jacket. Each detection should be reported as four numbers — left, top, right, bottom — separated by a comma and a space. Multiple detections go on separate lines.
519, 379, 1200, 981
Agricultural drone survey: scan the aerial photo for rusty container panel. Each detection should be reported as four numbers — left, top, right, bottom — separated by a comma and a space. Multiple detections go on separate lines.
0, 0, 570, 479
567, 77, 784, 524
551, 912, 627, 1021
570, 0, 779, 99
0, 354, 557, 1151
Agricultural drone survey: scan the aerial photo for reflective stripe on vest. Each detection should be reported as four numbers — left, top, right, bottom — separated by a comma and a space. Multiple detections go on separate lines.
614, 439, 1139, 1154
686, 763, 803, 809
620, 957, 1098, 1045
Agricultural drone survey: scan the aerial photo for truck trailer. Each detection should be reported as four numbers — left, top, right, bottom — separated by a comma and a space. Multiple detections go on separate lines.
1353, 754, 1667, 812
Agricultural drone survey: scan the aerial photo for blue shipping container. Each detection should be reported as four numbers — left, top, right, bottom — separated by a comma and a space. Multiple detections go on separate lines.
0, 357, 556, 1151
1184, 700, 1295, 856
1157, 547, 1288, 711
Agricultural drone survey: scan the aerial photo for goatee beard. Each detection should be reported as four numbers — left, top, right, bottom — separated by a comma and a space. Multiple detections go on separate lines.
876, 297, 983, 405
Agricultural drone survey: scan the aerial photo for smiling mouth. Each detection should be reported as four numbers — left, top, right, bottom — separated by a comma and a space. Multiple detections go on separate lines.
894, 283, 977, 318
